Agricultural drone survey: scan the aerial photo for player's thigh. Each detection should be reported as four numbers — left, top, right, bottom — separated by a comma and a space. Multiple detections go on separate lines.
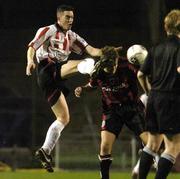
101, 131, 116, 149
51, 92, 70, 124
147, 133, 164, 152
61, 60, 82, 78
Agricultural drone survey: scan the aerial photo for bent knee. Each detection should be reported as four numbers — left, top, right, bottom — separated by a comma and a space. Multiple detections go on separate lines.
57, 114, 70, 125
101, 142, 112, 154
147, 143, 160, 153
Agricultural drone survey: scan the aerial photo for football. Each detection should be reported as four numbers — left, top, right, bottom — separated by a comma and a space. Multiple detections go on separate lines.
127, 45, 148, 65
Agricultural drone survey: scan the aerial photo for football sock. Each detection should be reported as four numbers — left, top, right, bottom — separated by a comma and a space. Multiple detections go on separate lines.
153, 154, 160, 170
42, 120, 65, 155
155, 153, 175, 179
139, 146, 156, 179
99, 154, 112, 179
132, 159, 140, 174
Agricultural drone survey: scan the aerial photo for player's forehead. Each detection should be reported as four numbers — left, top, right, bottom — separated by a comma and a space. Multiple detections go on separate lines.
60, 11, 74, 17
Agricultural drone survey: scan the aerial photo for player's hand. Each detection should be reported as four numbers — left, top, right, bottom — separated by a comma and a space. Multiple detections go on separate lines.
26, 62, 36, 76
26, 61, 36, 76
74, 87, 83, 97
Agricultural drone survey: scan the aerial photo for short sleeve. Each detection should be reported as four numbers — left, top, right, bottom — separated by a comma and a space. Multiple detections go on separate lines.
28, 26, 53, 50
70, 32, 88, 54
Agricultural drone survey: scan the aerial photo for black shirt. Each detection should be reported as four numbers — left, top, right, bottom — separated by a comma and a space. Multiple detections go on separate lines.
140, 35, 180, 93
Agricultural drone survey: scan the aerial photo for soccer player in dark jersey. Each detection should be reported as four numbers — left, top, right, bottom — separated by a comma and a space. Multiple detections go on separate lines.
137, 9, 180, 179
75, 47, 148, 179
26, 5, 102, 172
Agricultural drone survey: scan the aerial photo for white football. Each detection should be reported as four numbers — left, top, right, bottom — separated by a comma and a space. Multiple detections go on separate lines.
127, 45, 148, 65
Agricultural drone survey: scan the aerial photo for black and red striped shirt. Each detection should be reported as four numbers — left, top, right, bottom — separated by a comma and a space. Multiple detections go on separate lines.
89, 58, 139, 108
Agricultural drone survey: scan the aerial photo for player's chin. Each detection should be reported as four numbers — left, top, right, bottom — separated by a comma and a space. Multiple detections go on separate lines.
67, 25, 72, 30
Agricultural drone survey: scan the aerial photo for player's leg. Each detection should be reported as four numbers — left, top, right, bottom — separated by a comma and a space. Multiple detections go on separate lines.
131, 131, 148, 179
154, 92, 180, 179
155, 133, 180, 179
124, 103, 148, 179
35, 60, 71, 172
139, 131, 148, 145
99, 130, 116, 179
61, 58, 95, 79
42, 92, 69, 153
139, 132, 161, 169
36, 93, 69, 172
98, 105, 123, 179
139, 133, 163, 179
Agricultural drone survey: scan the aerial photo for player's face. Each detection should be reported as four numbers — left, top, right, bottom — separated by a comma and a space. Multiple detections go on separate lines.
104, 57, 118, 74
57, 11, 74, 31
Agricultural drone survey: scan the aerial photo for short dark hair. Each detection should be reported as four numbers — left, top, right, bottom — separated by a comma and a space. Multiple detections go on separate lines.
57, 5, 74, 13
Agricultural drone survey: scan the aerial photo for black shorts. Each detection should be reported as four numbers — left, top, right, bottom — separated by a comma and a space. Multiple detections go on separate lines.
101, 102, 146, 137
146, 91, 180, 135
36, 59, 69, 106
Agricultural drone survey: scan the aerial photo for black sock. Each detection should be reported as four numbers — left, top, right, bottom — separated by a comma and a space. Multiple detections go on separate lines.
139, 147, 155, 179
155, 154, 175, 179
99, 154, 112, 179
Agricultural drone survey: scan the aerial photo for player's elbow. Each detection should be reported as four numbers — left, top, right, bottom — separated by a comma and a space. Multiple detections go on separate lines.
137, 70, 144, 79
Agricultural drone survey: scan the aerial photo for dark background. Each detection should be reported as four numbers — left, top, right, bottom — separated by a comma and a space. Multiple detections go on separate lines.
0, 0, 179, 148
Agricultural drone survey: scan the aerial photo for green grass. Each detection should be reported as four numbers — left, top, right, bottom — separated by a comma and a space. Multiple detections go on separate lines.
0, 170, 179, 179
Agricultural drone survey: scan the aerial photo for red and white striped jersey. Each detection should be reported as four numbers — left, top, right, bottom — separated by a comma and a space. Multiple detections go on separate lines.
28, 24, 88, 63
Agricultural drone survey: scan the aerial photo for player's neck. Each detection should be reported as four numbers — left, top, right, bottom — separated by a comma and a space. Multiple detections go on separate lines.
55, 23, 67, 34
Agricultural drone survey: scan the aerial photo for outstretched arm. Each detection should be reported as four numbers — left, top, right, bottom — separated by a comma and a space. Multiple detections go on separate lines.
85, 45, 102, 57
26, 46, 36, 76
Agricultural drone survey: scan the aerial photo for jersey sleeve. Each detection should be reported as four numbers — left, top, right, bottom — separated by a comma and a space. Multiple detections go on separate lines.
28, 26, 52, 50
70, 32, 88, 54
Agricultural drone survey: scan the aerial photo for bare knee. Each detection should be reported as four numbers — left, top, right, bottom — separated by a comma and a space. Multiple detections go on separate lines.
147, 142, 160, 153
164, 143, 180, 158
147, 134, 164, 153
57, 113, 70, 126
100, 142, 112, 155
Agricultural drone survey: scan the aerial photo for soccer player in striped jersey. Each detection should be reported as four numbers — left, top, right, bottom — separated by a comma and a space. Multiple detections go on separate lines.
26, 5, 102, 172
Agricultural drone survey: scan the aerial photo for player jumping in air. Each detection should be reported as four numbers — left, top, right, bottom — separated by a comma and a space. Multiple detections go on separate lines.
26, 5, 103, 172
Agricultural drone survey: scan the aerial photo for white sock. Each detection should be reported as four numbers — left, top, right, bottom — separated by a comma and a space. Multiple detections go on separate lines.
153, 154, 160, 169
42, 120, 65, 155
155, 154, 160, 164
133, 159, 140, 173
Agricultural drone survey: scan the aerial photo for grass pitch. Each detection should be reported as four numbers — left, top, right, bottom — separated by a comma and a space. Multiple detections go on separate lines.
0, 170, 179, 179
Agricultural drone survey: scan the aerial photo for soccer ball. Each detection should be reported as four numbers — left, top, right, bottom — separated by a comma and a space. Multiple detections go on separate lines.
127, 45, 148, 65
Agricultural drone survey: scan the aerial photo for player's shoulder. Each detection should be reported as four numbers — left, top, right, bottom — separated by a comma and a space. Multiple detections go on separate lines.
37, 24, 56, 32
67, 30, 79, 37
